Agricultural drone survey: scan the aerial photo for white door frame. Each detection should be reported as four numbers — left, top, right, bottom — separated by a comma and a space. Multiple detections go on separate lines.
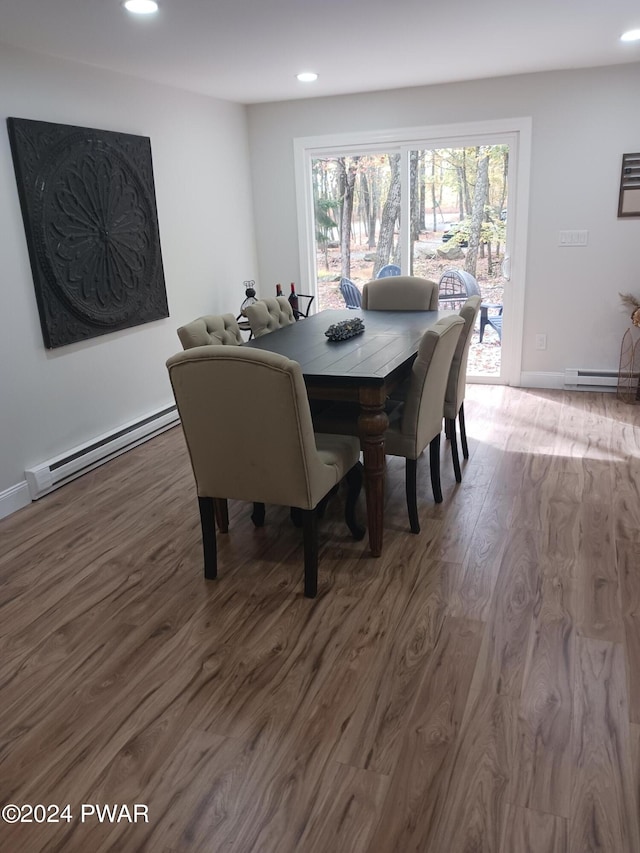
294, 117, 531, 386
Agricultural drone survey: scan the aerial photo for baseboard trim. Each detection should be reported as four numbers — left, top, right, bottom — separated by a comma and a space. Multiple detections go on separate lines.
0, 481, 31, 520
519, 371, 565, 389
519, 371, 617, 392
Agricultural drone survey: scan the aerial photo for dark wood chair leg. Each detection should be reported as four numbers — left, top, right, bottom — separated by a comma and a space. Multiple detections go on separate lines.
448, 417, 462, 483
290, 506, 303, 527
405, 458, 420, 534
429, 433, 443, 504
198, 497, 217, 579
459, 403, 469, 459
444, 418, 452, 440
302, 508, 319, 598
213, 498, 229, 533
345, 462, 366, 540
251, 502, 265, 527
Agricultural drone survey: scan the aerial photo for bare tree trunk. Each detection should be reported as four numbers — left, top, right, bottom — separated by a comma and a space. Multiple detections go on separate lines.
338, 157, 358, 279
456, 176, 464, 220
462, 149, 472, 219
410, 150, 420, 242
499, 148, 509, 214
367, 163, 378, 248
360, 171, 370, 244
431, 153, 437, 232
374, 154, 401, 277
418, 151, 426, 232
465, 149, 489, 278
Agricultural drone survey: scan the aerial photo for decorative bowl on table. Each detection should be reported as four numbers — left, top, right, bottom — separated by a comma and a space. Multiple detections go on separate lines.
325, 318, 365, 341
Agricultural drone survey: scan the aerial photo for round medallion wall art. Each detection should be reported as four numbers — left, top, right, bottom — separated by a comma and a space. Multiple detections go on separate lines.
7, 117, 168, 348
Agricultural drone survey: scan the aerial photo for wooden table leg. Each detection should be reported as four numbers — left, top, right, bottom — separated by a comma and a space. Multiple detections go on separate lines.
358, 390, 388, 557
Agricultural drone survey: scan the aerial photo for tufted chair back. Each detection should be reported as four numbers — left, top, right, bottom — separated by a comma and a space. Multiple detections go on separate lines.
361, 276, 439, 311
442, 295, 482, 485
166, 345, 363, 597
382, 314, 464, 533
244, 296, 295, 338
444, 295, 482, 419
177, 314, 243, 349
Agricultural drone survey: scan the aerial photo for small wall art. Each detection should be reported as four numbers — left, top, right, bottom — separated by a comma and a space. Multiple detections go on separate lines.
618, 152, 640, 217
7, 117, 169, 348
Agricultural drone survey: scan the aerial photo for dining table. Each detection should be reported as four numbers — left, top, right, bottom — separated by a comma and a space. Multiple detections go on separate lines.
243, 307, 453, 556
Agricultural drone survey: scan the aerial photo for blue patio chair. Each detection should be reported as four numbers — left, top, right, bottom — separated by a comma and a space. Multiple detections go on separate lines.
340, 277, 362, 309
376, 264, 401, 278
479, 306, 503, 342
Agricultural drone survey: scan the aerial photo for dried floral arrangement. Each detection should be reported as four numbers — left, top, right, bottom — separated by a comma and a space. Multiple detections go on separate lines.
619, 292, 640, 327
325, 317, 365, 341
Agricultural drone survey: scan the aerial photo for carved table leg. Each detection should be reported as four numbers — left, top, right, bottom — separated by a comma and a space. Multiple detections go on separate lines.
358, 390, 389, 557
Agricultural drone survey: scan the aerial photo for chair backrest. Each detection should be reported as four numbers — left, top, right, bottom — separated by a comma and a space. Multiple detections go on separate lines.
361, 276, 439, 311
444, 295, 482, 418
176, 314, 243, 349
166, 346, 334, 509
376, 264, 401, 278
339, 278, 362, 309
244, 296, 295, 337
400, 315, 465, 452
438, 269, 481, 309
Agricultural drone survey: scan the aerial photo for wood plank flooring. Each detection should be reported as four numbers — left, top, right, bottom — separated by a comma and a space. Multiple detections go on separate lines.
0, 386, 639, 852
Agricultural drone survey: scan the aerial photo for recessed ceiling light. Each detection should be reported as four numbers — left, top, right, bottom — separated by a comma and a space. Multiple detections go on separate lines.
296, 72, 318, 83
620, 29, 640, 42
124, 0, 159, 14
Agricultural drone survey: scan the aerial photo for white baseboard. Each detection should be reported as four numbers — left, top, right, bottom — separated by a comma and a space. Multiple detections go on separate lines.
519, 371, 565, 389
0, 481, 31, 520
519, 371, 617, 392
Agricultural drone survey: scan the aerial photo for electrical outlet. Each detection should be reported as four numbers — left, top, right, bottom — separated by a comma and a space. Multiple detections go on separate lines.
535, 334, 547, 350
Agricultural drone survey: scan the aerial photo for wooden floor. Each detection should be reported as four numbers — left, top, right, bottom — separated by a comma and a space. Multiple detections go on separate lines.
1, 386, 639, 853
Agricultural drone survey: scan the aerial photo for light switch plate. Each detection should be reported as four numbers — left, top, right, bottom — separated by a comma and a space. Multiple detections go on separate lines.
559, 230, 588, 246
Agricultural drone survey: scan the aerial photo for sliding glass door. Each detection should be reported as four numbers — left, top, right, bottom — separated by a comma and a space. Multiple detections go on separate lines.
296, 119, 530, 385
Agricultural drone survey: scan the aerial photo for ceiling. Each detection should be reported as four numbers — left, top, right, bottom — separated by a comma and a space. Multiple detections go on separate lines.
1, 0, 639, 105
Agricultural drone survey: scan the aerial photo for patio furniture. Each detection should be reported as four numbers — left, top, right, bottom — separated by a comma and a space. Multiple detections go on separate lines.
339, 277, 362, 309
439, 268, 503, 343
376, 264, 401, 278
479, 305, 503, 341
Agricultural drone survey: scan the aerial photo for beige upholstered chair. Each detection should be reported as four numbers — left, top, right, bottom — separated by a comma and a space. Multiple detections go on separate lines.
166, 345, 364, 597
177, 314, 243, 349
361, 276, 440, 311
444, 295, 482, 482
384, 314, 464, 533
244, 296, 295, 338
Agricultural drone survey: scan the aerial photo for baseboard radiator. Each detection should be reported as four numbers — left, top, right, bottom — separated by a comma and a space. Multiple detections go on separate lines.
25, 404, 179, 500
564, 368, 618, 390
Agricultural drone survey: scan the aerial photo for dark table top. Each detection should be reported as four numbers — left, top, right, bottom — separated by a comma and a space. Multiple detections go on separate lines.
243, 308, 453, 388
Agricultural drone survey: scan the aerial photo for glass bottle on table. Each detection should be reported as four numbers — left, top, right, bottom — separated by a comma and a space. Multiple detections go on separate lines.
276, 283, 283, 297
288, 282, 299, 319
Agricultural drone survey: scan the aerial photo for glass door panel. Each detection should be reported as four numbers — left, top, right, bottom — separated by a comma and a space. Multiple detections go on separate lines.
312, 153, 401, 310
408, 146, 509, 379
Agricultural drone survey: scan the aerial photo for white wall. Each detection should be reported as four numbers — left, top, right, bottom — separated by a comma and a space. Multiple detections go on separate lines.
0, 44, 257, 509
246, 63, 640, 385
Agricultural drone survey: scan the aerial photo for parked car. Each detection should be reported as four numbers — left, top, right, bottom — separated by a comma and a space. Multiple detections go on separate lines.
441, 223, 468, 247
